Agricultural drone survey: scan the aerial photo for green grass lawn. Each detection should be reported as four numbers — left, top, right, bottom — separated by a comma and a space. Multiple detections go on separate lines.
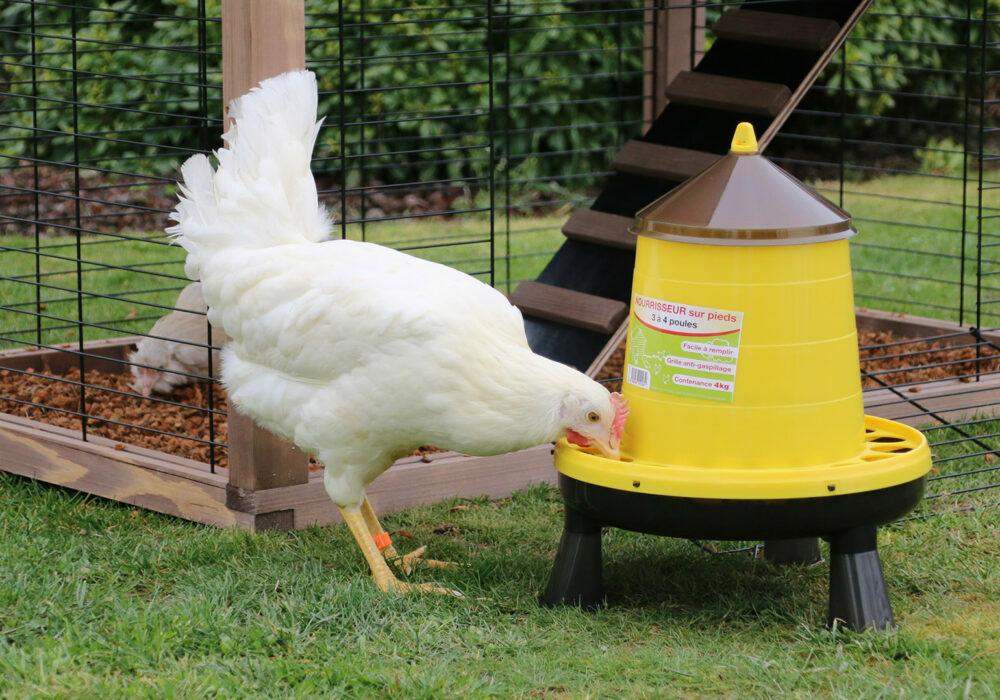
343, 213, 568, 292
0, 233, 189, 351
0, 473, 996, 698
3, 171, 999, 353
0, 413, 995, 697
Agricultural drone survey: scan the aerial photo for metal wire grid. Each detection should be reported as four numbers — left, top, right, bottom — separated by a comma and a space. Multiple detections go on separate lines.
0, 0, 996, 518
0, 2, 225, 468
860, 327, 1000, 514
0, 0, 646, 472
308, 0, 647, 292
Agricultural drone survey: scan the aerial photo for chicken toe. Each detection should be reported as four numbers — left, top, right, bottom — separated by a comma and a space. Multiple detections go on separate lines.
341, 503, 462, 597
359, 498, 457, 575
397, 545, 458, 573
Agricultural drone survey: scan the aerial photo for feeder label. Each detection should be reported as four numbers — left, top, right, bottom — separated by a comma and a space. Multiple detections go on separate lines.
627, 294, 743, 402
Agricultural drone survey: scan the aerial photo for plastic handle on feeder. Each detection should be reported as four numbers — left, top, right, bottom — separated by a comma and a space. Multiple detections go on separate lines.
730, 122, 758, 153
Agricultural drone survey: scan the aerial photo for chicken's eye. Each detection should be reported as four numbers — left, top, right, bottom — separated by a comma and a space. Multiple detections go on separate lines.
587, 411, 600, 423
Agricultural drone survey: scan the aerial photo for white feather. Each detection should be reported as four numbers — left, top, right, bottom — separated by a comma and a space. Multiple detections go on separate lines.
168, 70, 616, 508
168, 70, 331, 280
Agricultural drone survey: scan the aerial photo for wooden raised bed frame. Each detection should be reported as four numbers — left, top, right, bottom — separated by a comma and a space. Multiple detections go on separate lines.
0, 334, 555, 530
2, 310, 998, 531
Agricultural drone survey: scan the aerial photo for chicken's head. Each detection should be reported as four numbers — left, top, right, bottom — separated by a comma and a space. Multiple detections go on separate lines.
131, 365, 160, 397
128, 342, 182, 397
129, 360, 177, 397
562, 391, 629, 460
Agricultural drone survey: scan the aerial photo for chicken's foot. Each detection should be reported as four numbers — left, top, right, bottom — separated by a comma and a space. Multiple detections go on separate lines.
360, 497, 458, 575
339, 504, 462, 597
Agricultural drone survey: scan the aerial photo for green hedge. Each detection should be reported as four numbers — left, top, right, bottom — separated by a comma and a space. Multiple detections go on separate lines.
0, 0, 220, 176
0, 0, 981, 187
308, 1, 644, 187
1, 0, 645, 186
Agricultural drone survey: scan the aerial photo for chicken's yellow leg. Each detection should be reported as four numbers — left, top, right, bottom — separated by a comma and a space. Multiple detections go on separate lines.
339, 505, 461, 597
359, 497, 457, 575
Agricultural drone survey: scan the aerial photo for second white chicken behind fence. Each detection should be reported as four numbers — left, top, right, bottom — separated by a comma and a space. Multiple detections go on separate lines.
128, 282, 230, 396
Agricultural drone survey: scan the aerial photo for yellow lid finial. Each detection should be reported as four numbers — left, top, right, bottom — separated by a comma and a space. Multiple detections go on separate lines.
730, 122, 758, 153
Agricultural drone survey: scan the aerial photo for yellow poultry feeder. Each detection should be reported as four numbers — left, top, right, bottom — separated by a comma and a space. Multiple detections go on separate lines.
541, 124, 932, 631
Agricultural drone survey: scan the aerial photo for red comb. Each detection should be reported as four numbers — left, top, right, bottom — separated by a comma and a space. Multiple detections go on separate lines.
610, 392, 629, 442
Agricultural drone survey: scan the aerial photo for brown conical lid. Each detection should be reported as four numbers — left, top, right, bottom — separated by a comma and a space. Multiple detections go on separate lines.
630, 123, 855, 246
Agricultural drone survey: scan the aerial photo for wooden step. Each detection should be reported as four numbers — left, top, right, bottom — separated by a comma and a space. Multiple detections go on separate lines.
613, 140, 721, 183
562, 209, 637, 250
510, 281, 628, 335
712, 9, 840, 53
665, 71, 791, 116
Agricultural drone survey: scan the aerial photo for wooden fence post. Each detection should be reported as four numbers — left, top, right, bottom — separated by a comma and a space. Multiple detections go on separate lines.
644, 0, 706, 126
222, 0, 307, 126
221, 0, 310, 530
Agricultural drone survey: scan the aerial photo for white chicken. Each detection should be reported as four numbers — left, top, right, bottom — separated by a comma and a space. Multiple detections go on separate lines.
168, 70, 628, 596
129, 282, 230, 396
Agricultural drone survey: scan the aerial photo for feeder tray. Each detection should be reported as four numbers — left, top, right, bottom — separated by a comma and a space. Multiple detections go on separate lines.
541, 124, 932, 632
554, 416, 929, 501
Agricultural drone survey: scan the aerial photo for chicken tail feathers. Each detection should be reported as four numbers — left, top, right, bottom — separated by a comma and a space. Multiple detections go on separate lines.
167, 69, 331, 280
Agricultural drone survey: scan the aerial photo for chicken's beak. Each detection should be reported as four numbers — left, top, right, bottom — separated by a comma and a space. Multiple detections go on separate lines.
565, 428, 621, 460
589, 434, 620, 461
135, 369, 155, 397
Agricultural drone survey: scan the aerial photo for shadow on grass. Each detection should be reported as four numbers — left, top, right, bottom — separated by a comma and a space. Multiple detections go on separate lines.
591, 535, 829, 625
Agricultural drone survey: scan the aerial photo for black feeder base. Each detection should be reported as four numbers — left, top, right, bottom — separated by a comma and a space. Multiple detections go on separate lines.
540, 474, 926, 632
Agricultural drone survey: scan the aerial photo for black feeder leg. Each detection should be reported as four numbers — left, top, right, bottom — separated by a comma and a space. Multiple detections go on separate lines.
540, 505, 603, 609
764, 538, 821, 565
828, 526, 895, 632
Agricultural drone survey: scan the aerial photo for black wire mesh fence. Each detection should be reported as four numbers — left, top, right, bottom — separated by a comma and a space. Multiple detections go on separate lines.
0, 0, 997, 520
0, 1, 225, 468
308, 0, 647, 289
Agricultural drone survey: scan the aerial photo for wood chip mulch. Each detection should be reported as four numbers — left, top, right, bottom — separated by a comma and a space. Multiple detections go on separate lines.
2, 329, 997, 468
0, 366, 442, 470
0, 366, 230, 467
856, 330, 1000, 389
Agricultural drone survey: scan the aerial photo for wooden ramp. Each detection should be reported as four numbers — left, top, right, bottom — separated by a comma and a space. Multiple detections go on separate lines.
512, 1, 872, 372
